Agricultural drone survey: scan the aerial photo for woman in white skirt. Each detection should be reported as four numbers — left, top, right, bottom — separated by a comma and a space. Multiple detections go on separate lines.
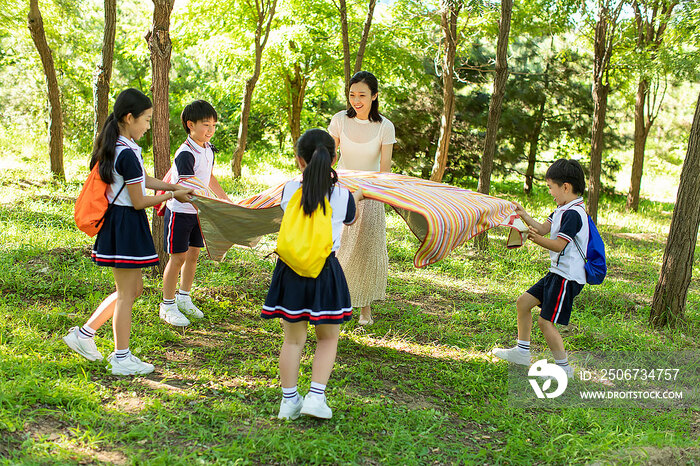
328, 71, 396, 325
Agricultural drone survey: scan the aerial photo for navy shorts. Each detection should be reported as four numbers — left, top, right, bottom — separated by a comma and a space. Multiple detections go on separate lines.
526, 272, 583, 326
164, 208, 204, 254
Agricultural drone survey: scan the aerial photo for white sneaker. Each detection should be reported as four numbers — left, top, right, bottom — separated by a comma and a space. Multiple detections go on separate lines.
300, 394, 332, 419
62, 327, 103, 361
278, 397, 302, 420
160, 302, 190, 327
107, 352, 154, 376
563, 365, 574, 379
177, 297, 204, 319
491, 346, 531, 366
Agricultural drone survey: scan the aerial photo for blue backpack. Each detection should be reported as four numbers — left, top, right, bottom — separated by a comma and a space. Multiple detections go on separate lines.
571, 213, 607, 285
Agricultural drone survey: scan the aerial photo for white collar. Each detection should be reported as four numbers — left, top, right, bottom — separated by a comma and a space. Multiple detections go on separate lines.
117, 135, 141, 153
557, 197, 585, 211
185, 136, 208, 154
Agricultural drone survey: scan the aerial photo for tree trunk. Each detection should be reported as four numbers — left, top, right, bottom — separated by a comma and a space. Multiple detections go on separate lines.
477, 0, 512, 195
93, 0, 116, 141
27, 0, 64, 180
588, 82, 608, 224
627, 78, 650, 211
650, 91, 700, 328
285, 63, 307, 146
524, 97, 546, 195
475, 0, 512, 249
430, 0, 461, 183
147, 0, 175, 274
231, 0, 277, 178
627, 0, 678, 212
524, 59, 549, 195
339, 0, 351, 99
353, 0, 377, 74
588, 4, 612, 224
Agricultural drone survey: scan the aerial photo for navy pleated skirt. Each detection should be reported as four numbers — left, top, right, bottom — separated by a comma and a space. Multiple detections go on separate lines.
91, 205, 159, 268
262, 253, 353, 325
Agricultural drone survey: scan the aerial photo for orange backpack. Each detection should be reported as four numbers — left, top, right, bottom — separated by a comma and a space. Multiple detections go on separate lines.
74, 164, 125, 237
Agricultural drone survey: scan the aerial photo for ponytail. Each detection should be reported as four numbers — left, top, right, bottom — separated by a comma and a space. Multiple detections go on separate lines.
90, 113, 119, 184
301, 144, 337, 215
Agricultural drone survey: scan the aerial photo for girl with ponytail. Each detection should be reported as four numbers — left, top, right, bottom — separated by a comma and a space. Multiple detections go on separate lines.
262, 129, 363, 420
63, 88, 192, 376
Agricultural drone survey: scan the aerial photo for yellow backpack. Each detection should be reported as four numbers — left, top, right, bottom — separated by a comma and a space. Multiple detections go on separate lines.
276, 187, 333, 278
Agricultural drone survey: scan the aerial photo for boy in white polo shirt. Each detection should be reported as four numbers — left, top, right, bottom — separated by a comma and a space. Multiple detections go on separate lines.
159, 100, 230, 326
492, 159, 588, 378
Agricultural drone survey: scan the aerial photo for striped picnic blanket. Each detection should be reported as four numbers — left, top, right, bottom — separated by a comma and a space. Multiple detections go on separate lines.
187, 170, 527, 268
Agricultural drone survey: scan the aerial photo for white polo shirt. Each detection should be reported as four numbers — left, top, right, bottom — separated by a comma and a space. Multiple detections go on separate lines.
108, 136, 146, 207
547, 197, 589, 285
166, 136, 215, 214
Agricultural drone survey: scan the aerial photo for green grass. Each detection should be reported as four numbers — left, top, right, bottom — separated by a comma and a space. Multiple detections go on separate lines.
0, 153, 699, 465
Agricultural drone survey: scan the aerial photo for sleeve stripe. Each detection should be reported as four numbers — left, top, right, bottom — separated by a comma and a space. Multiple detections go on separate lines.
557, 233, 572, 243
125, 176, 144, 185
546, 217, 552, 223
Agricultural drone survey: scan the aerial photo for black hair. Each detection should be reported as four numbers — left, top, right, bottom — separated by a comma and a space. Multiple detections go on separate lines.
345, 70, 383, 123
90, 88, 152, 184
295, 129, 338, 216
181, 100, 218, 134
545, 159, 586, 195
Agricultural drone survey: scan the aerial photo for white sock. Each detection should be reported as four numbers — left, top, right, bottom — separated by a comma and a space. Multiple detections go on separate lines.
177, 290, 191, 300
282, 386, 300, 404
517, 339, 530, 354
115, 348, 131, 360
308, 381, 326, 398
78, 325, 96, 340
555, 357, 569, 368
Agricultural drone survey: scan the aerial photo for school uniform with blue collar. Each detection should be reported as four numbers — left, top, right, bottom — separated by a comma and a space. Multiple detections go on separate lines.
262, 180, 357, 325
163, 136, 215, 254
527, 197, 589, 325
91, 136, 159, 268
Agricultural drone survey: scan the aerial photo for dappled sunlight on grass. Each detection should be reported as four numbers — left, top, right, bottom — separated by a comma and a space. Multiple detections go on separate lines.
343, 329, 496, 364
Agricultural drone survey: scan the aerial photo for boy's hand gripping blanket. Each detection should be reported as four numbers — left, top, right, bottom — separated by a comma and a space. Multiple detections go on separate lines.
189, 170, 528, 268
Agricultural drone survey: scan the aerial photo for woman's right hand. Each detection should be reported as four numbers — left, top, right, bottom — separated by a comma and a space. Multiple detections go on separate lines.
353, 187, 364, 203
173, 188, 193, 203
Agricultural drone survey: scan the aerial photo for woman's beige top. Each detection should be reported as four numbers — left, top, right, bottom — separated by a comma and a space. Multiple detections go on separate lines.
328, 110, 396, 171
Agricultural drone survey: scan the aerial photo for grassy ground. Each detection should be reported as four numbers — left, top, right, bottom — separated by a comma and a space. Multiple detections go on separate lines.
0, 154, 699, 465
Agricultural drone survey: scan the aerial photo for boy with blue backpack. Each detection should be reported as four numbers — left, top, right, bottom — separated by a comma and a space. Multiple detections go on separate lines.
492, 159, 606, 378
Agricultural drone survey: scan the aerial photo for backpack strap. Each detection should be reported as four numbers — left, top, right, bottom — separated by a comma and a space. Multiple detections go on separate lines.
111, 183, 126, 206
95, 183, 126, 229
555, 202, 587, 265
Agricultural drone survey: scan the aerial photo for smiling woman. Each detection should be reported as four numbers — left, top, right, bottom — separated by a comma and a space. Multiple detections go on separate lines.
328, 71, 396, 326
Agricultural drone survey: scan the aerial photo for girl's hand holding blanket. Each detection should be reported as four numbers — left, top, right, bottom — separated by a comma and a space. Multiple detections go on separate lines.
174, 188, 193, 203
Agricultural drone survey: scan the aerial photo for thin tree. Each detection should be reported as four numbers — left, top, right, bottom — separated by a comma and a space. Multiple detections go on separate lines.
336, 0, 377, 98
430, 0, 462, 182
338, 0, 351, 90
353, 0, 377, 74
650, 91, 700, 328
475, 0, 512, 248
93, 0, 117, 139
146, 0, 175, 272
231, 0, 278, 178
588, 0, 625, 224
626, 0, 678, 212
284, 61, 308, 145
27, 0, 64, 180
